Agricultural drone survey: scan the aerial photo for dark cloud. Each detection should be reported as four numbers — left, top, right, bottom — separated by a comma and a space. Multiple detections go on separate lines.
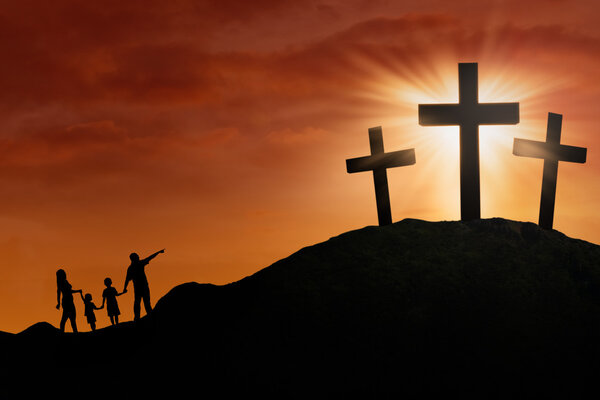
0, 6, 599, 211
2, 11, 600, 176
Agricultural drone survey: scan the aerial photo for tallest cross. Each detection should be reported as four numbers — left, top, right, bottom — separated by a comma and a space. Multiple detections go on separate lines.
418, 63, 520, 221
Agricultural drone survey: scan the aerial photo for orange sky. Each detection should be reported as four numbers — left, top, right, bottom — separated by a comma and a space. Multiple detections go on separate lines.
1, 0, 600, 333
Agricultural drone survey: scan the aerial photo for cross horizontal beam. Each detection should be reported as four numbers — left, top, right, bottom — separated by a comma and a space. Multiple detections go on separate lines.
418, 104, 461, 126
346, 149, 416, 173
513, 139, 587, 163
477, 103, 520, 125
419, 103, 519, 126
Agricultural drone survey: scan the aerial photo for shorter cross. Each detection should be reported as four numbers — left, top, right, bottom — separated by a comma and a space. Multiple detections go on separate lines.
346, 126, 416, 226
513, 112, 587, 230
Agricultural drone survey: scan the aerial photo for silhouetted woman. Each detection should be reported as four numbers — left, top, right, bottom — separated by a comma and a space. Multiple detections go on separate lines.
56, 269, 82, 333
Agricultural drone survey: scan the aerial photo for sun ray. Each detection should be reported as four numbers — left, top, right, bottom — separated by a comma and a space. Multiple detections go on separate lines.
335, 44, 574, 223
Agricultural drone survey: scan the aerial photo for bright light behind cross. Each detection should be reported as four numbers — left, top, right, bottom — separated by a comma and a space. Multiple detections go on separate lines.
344, 56, 569, 222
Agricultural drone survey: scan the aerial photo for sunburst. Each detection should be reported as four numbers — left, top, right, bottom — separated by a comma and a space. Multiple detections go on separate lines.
339, 50, 569, 221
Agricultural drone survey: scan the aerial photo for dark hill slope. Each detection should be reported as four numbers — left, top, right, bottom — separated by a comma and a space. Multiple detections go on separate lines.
4, 218, 600, 396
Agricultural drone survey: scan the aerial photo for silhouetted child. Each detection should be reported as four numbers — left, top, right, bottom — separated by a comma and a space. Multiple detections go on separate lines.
80, 292, 103, 331
101, 277, 126, 325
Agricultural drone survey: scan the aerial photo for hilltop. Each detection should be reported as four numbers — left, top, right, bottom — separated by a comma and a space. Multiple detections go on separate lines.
3, 218, 600, 396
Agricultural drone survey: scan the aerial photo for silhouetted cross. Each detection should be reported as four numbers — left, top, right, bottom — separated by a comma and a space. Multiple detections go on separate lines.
513, 112, 587, 230
346, 126, 416, 226
418, 63, 520, 221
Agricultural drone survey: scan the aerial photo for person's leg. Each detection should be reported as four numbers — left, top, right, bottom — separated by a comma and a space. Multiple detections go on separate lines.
110, 315, 115, 325
142, 291, 152, 315
133, 293, 141, 321
91, 322, 96, 331
115, 315, 119, 324
69, 313, 78, 333
60, 311, 68, 332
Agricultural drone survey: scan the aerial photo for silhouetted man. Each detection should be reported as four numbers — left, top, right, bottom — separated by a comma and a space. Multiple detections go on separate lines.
123, 249, 165, 321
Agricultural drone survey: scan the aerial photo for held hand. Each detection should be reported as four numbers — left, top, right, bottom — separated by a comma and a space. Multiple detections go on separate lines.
160, 248, 165, 254
56, 303, 60, 310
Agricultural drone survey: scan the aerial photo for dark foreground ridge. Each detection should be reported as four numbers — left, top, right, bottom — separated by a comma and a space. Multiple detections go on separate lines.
4, 218, 600, 396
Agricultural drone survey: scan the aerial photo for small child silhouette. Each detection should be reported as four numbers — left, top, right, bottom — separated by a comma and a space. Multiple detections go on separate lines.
101, 277, 126, 325
80, 292, 103, 331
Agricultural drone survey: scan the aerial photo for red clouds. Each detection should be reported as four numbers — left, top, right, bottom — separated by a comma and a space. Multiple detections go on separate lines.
1, 1, 600, 332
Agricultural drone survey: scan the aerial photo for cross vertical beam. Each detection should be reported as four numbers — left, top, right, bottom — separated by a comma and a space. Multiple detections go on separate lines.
539, 113, 562, 230
460, 120, 480, 222
458, 64, 481, 222
346, 126, 416, 226
419, 63, 520, 221
369, 128, 393, 226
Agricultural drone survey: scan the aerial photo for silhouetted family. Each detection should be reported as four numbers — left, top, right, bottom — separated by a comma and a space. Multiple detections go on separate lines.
56, 249, 165, 332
